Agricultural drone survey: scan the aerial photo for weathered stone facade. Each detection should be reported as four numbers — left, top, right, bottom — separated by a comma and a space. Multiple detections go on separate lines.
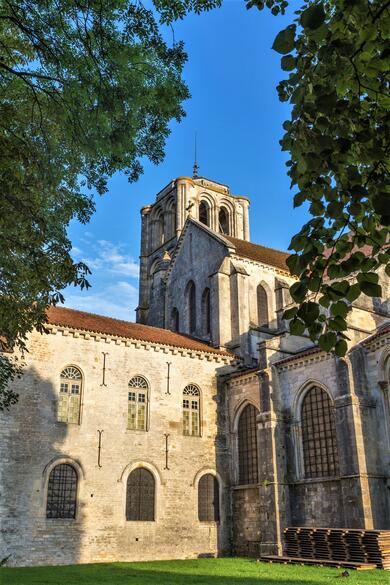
1, 175, 389, 566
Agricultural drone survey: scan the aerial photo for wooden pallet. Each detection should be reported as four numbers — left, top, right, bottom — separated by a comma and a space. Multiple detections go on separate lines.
283, 527, 390, 570
261, 555, 377, 571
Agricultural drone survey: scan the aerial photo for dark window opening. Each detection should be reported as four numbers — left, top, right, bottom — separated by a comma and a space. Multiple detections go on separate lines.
238, 404, 259, 485
198, 474, 220, 521
171, 307, 179, 332
199, 201, 209, 226
302, 386, 339, 479
202, 288, 211, 336
46, 464, 77, 519
257, 284, 269, 327
126, 468, 155, 521
187, 280, 196, 334
219, 208, 229, 235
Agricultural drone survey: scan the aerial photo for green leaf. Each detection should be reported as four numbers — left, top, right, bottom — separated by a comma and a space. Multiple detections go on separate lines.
290, 281, 308, 303
334, 339, 348, 357
357, 272, 379, 284
283, 307, 298, 320
281, 55, 296, 71
301, 4, 326, 30
297, 301, 320, 324
319, 331, 337, 352
290, 318, 306, 336
346, 283, 361, 302
272, 25, 296, 54
331, 301, 349, 318
360, 281, 382, 297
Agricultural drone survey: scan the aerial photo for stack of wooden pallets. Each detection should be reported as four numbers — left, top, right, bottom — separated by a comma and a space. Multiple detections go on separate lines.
280, 527, 390, 569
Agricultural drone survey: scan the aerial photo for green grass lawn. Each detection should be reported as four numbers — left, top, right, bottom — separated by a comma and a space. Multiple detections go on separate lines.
1, 558, 388, 585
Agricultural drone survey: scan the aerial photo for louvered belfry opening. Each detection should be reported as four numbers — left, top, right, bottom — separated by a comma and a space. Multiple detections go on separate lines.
198, 474, 220, 522
238, 404, 259, 485
301, 386, 339, 478
46, 464, 78, 519
126, 467, 155, 521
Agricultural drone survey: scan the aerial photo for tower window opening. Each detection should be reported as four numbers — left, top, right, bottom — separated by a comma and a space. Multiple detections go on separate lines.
199, 201, 209, 227
219, 207, 230, 235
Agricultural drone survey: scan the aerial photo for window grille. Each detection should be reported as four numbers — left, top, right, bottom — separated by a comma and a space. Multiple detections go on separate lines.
301, 386, 339, 478
238, 404, 259, 485
126, 468, 155, 521
187, 281, 196, 334
198, 474, 220, 522
128, 376, 148, 431
257, 285, 269, 327
58, 366, 82, 424
46, 464, 77, 519
183, 384, 200, 436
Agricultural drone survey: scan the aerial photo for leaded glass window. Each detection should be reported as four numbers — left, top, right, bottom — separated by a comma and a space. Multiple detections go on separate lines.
126, 468, 155, 521
301, 386, 339, 478
238, 404, 259, 485
183, 384, 200, 436
198, 474, 220, 522
128, 376, 149, 431
58, 366, 82, 424
46, 464, 77, 519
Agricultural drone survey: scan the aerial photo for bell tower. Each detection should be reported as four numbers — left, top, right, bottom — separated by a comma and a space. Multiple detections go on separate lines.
136, 175, 250, 326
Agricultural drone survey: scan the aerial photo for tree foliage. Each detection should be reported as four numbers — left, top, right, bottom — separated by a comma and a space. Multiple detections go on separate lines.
252, 0, 390, 355
0, 0, 191, 407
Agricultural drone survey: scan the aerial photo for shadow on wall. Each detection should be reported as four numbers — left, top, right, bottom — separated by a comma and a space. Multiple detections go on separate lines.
0, 366, 86, 566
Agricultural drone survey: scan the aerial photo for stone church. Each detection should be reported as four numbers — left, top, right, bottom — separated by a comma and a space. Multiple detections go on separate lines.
1, 174, 390, 567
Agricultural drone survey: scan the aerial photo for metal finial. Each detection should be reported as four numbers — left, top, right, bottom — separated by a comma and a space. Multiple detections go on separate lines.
193, 132, 199, 178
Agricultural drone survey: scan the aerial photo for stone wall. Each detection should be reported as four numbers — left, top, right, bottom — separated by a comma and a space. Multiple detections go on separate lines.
0, 328, 233, 567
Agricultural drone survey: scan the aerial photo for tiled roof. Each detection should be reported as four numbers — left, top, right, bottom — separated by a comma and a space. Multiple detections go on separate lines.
274, 346, 323, 366
225, 236, 290, 272
46, 306, 233, 357
360, 322, 390, 346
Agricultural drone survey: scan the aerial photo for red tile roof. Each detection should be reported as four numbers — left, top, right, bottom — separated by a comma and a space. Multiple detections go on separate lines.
360, 322, 390, 346
46, 306, 233, 357
225, 236, 290, 272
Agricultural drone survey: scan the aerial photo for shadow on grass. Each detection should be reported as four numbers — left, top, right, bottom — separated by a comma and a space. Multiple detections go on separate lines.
1, 559, 386, 585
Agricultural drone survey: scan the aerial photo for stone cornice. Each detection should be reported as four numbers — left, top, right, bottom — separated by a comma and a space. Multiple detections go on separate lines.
275, 349, 330, 372
46, 325, 236, 364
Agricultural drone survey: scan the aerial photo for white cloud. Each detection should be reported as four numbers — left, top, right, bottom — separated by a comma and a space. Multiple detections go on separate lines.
65, 280, 138, 321
72, 240, 139, 279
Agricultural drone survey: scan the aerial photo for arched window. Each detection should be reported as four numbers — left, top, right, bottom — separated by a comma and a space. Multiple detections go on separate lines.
183, 384, 200, 436
128, 376, 149, 431
153, 210, 164, 249
46, 464, 78, 519
257, 284, 269, 328
187, 280, 196, 334
126, 468, 155, 521
171, 307, 179, 332
164, 200, 176, 240
202, 287, 211, 336
238, 404, 259, 485
218, 207, 230, 235
58, 366, 82, 424
301, 386, 339, 478
199, 201, 210, 226
198, 474, 220, 522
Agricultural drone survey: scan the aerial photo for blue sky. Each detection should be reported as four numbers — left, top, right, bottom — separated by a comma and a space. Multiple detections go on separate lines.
66, 0, 308, 321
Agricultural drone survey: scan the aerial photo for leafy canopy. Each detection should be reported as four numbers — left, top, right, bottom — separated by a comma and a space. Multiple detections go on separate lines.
0, 0, 192, 408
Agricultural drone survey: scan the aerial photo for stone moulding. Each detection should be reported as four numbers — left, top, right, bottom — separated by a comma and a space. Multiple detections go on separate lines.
46, 324, 234, 364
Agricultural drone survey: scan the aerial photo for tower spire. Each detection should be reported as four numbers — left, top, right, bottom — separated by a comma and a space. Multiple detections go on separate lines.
193, 132, 199, 178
